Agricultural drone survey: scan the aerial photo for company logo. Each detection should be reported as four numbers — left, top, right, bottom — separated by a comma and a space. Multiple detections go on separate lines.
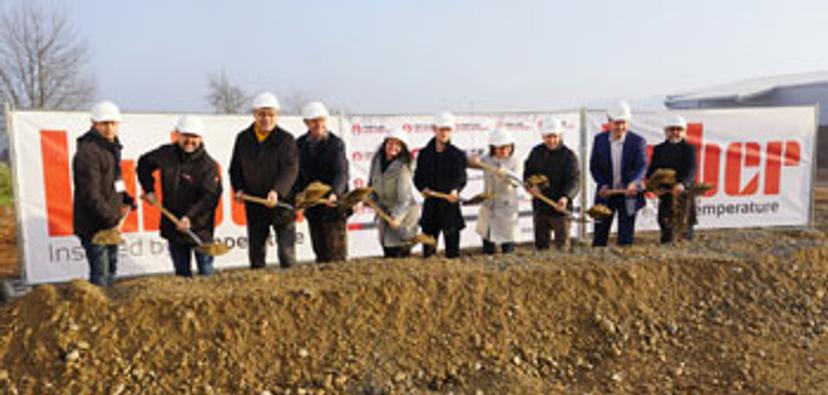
600, 123, 802, 197
40, 130, 246, 237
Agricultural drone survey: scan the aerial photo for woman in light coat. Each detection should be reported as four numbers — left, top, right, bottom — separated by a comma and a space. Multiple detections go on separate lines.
474, 128, 521, 254
368, 129, 421, 258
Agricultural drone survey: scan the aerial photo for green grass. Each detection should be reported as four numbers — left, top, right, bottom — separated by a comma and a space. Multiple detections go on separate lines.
0, 163, 12, 207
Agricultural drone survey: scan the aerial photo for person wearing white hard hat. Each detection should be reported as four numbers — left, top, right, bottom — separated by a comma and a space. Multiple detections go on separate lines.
368, 129, 420, 258
523, 117, 580, 250
72, 100, 136, 287
414, 111, 468, 258
137, 115, 222, 276
590, 101, 648, 246
289, 101, 350, 263
469, 128, 521, 254
646, 114, 698, 243
229, 92, 299, 269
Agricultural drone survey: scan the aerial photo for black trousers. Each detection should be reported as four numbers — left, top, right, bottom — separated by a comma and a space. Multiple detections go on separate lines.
422, 228, 461, 259
657, 193, 696, 243
482, 239, 514, 254
307, 213, 347, 263
592, 198, 637, 247
245, 204, 296, 269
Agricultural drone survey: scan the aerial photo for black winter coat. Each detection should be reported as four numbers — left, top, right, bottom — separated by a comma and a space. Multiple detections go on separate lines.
72, 129, 132, 238
290, 131, 349, 221
137, 144, 222, 245
413, 138, 467, 232
646, 139, 697, 188
523, 143, 580, 216
229, 124, 299, 200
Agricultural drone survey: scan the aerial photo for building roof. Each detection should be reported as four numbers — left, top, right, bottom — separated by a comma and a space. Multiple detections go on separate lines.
665, 70, 828, 104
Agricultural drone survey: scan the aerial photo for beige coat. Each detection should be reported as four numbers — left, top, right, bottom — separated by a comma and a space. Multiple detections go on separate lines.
476, 154, 521, 243
369, 153, 420, 247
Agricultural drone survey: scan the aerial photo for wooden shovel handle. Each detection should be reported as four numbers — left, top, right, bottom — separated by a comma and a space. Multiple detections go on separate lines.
365, 199, 395, 224
242, 193, 272, 207
143, 196, 183, 227
423, 190, 457, 202
473, 160, 520, 187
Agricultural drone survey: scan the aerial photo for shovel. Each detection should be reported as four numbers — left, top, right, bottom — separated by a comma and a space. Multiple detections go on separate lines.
143, 197, 229, 257
240, 193, 294, 210
91, 211, 131, 245
423, 190, 493, 206
364, 199, 437, 246
294, 182, 332, 209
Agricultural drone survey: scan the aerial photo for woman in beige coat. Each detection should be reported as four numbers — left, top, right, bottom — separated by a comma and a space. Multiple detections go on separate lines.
368, 130, 421, 258
473, 128, 521, 254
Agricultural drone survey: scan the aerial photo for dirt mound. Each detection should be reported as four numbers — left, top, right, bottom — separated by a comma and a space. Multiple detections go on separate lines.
0, 228, 827, 394
0, 190, 826, 394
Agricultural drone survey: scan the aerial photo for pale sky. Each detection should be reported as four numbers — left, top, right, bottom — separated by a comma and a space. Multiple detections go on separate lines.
6, 0, 828, 114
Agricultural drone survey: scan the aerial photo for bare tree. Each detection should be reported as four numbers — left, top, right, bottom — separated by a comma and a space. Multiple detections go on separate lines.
205, 70, 250, 114
280, 90, 312, 115
0, 2, 96, 110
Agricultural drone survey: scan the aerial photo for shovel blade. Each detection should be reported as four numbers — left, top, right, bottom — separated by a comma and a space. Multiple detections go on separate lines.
195, 242, 230, 257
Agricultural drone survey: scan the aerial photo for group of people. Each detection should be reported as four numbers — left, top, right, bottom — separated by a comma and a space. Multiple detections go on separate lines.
71, 96, 698, 287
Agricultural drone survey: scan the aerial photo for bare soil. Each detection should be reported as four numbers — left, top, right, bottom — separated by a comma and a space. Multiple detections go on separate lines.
0, 189, 826, 394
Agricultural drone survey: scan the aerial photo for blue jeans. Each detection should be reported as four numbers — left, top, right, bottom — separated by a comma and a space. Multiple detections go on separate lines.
80, 237, 119, 287
168, 242, 214, 277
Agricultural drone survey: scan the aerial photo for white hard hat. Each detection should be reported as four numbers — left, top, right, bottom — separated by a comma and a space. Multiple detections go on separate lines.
488, 128, 514, 146
539, 117, 563, 136
301, 101, 329, 120
90, 101, 122, 123
251, 92, 280, 110
663, 114, 687, 130
385, 128, 409, 148
175, 115, 205, 136
433, 111, 455, 129
608, 101, 632, 121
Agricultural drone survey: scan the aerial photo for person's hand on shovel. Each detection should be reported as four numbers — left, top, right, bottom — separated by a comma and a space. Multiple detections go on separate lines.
176, 216, 191, 231
625, 182, 638, 197
672, 183, 685, 195
598, 185, 611, 199
557, 196, 568, 208
143, 192, 158, 207
234, 190, 244, 203
388, 217, 401, 229
266, 190, 279, 208
325, 194, 338, 207
447, 189, 459, 203
526, 185, 542, 197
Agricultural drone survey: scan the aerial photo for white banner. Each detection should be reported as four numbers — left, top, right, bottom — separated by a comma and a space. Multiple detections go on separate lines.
585, 107, 817, 231
8, 106, 816, 284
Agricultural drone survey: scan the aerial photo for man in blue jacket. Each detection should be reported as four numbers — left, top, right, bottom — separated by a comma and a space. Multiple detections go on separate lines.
590, 102, 648, 246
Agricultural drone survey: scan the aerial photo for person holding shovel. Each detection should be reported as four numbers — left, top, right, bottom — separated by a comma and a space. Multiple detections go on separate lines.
523, 118, 580, 250
72, 101, 136, 287
137, 115, 222, 277
590, 101, 648, 247
368, 129, 420, 258
229, 92, 299, 269
469, 128, 521, 254
290, 101, 349, 263
414, 111, 468, 259
647, 114, 698, 243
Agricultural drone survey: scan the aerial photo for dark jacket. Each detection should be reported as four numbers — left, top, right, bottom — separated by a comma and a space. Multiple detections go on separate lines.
523, 143, 580, 216
590, 131, 648, 210
229, 124, 299, 201
646, 139, 697, 188
137, 144, 222, 245
290, 131, 349, 221
647, 138, 698, 226
413, 138, 467, 232
72, 129, 132, 238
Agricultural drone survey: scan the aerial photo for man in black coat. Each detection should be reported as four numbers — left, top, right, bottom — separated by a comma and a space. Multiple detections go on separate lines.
72, 101, 135, 287
523, 117, 580, 250
414, 111, 467, 258
646, 114, 698, 243
229, 92, 299, 269
289, 101, 349, 263
137, 116, 222, 276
